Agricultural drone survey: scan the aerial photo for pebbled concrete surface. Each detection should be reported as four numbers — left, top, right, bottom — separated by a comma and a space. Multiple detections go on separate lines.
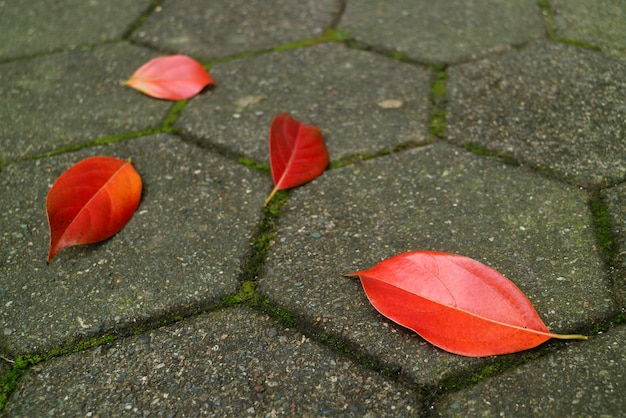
1, 0, 625, 416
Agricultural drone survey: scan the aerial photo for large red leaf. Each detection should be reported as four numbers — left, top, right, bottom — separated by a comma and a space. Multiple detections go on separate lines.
264, 113, 329, 206
346, 251, 586, 357
124, 55, 214, 100
46, 156, 142, 262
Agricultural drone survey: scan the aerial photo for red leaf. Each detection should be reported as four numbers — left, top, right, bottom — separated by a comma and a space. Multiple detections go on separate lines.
124, 55, 214, 100
46, 156, 142, 262
264, 113, 329, 206
346, 251, 586, 357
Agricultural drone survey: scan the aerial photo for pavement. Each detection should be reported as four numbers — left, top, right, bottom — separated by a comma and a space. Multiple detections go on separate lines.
0, 0, 625, 416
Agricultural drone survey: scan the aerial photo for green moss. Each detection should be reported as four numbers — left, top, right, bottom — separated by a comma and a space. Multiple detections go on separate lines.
589, 193, 617, 265
593, 323, 607, 334
162, 100, 188, 133
429, 70, 447, 140
536, 0, 557, 39
556, 38, 602, 52
237, 157, 271, 175
465, 143, 518, 166
222, 281, 258, 306
256, 297, 296, 327
614, 313, 626, 325
273, 29, 350, 53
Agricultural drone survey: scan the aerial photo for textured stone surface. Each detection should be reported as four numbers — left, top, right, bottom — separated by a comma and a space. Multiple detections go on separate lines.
0, 43, 171, 163
260, 143, 611, 385
0, 135, 267, 355
552, 0, 626, 54
447, 43, 626, 187
3, 307, 423, 417
436, 325, 626, 417
340, 0, 545, 64
132, 0, 342, 60
177, 43, 431, 163
0, 0, 152, 60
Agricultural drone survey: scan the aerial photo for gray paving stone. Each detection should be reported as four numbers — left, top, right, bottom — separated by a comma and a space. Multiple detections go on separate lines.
260, 143, 611, 385
0, 0, 152, 60
177, 43, 431, 163
340, 0, 545, 64
132, 0, 342, 60
602, 183, 626, 308
447, 42, 626, 187
3, 306, 423, 417
435, 325, 626, 416
0, 43, 172, 164
0, 135, 267, 355
552, 0, 626, 54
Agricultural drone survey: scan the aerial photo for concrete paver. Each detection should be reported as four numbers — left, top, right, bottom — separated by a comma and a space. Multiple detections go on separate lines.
436, 325, 626, 417
0, 135, 266, 355
340, 0, 545, 64
0, 0, 152, 60
260, 143, 611, 385
178, 43, 431, 163
132, 0, 342, 60
447, 43, 626, 187
0, 43, 171, 163
552, 0, 626, 54
2, 307, 423, 417
1, 1, 625, 416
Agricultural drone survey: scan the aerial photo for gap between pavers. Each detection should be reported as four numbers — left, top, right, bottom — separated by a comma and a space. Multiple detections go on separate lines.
2, 305, 425, 416
259, 143, 612, 386
0, 134, 268, 355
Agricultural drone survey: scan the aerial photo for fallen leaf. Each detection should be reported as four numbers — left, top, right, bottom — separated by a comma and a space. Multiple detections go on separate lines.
346, 251, 586, 357
264, 113, 329, 206
46, 156, 142, 262
124, 55, 214, 100
377, 99, 403, 109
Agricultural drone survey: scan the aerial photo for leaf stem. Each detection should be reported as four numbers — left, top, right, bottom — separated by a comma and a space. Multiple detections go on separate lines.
263, 187, 278, 207
549, 333, 588, 340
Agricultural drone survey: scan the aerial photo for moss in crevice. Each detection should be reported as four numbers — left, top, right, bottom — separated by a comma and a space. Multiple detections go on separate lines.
162, 100, 188, 133
536, 0, 557, 39
555, 38, 602, 52
589, 192, 618, 266
0, 335, 116, 410
345, 39, 415, 64
238, 190, 289, 282
464, 143, 519, 166
237, 157, 271, 175
19, 128, 161, 165
122, 1, 163, 39
429, 69, 448, 141
221, 281, 258, 307
273, 28, 350, 53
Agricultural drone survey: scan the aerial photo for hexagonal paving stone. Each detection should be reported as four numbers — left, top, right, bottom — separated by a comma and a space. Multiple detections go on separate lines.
552, 0, 626, 54
447, 42, 626, 187
259, 143, 611, 385
435, 325, 626, 416
340, 0, 545, 64
0, 134, 267, 355
3, 307, 424, 416
131, 0, 342, 60
177, 43, 431, 163
0, 0, 152, 60
0, 43, 172, 164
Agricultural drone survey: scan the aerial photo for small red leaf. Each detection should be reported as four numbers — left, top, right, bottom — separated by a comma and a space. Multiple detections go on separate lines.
264, 113, 329, 206
124, 55, 214, 100
347, 251, 586, 357
46, 156, 142, 262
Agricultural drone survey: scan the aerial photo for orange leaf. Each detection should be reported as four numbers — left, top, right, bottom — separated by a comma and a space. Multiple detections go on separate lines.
264, 113, 329, 206
346, 251, 586, 357
124, 55, 214, 100
46, 156, 142, 262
